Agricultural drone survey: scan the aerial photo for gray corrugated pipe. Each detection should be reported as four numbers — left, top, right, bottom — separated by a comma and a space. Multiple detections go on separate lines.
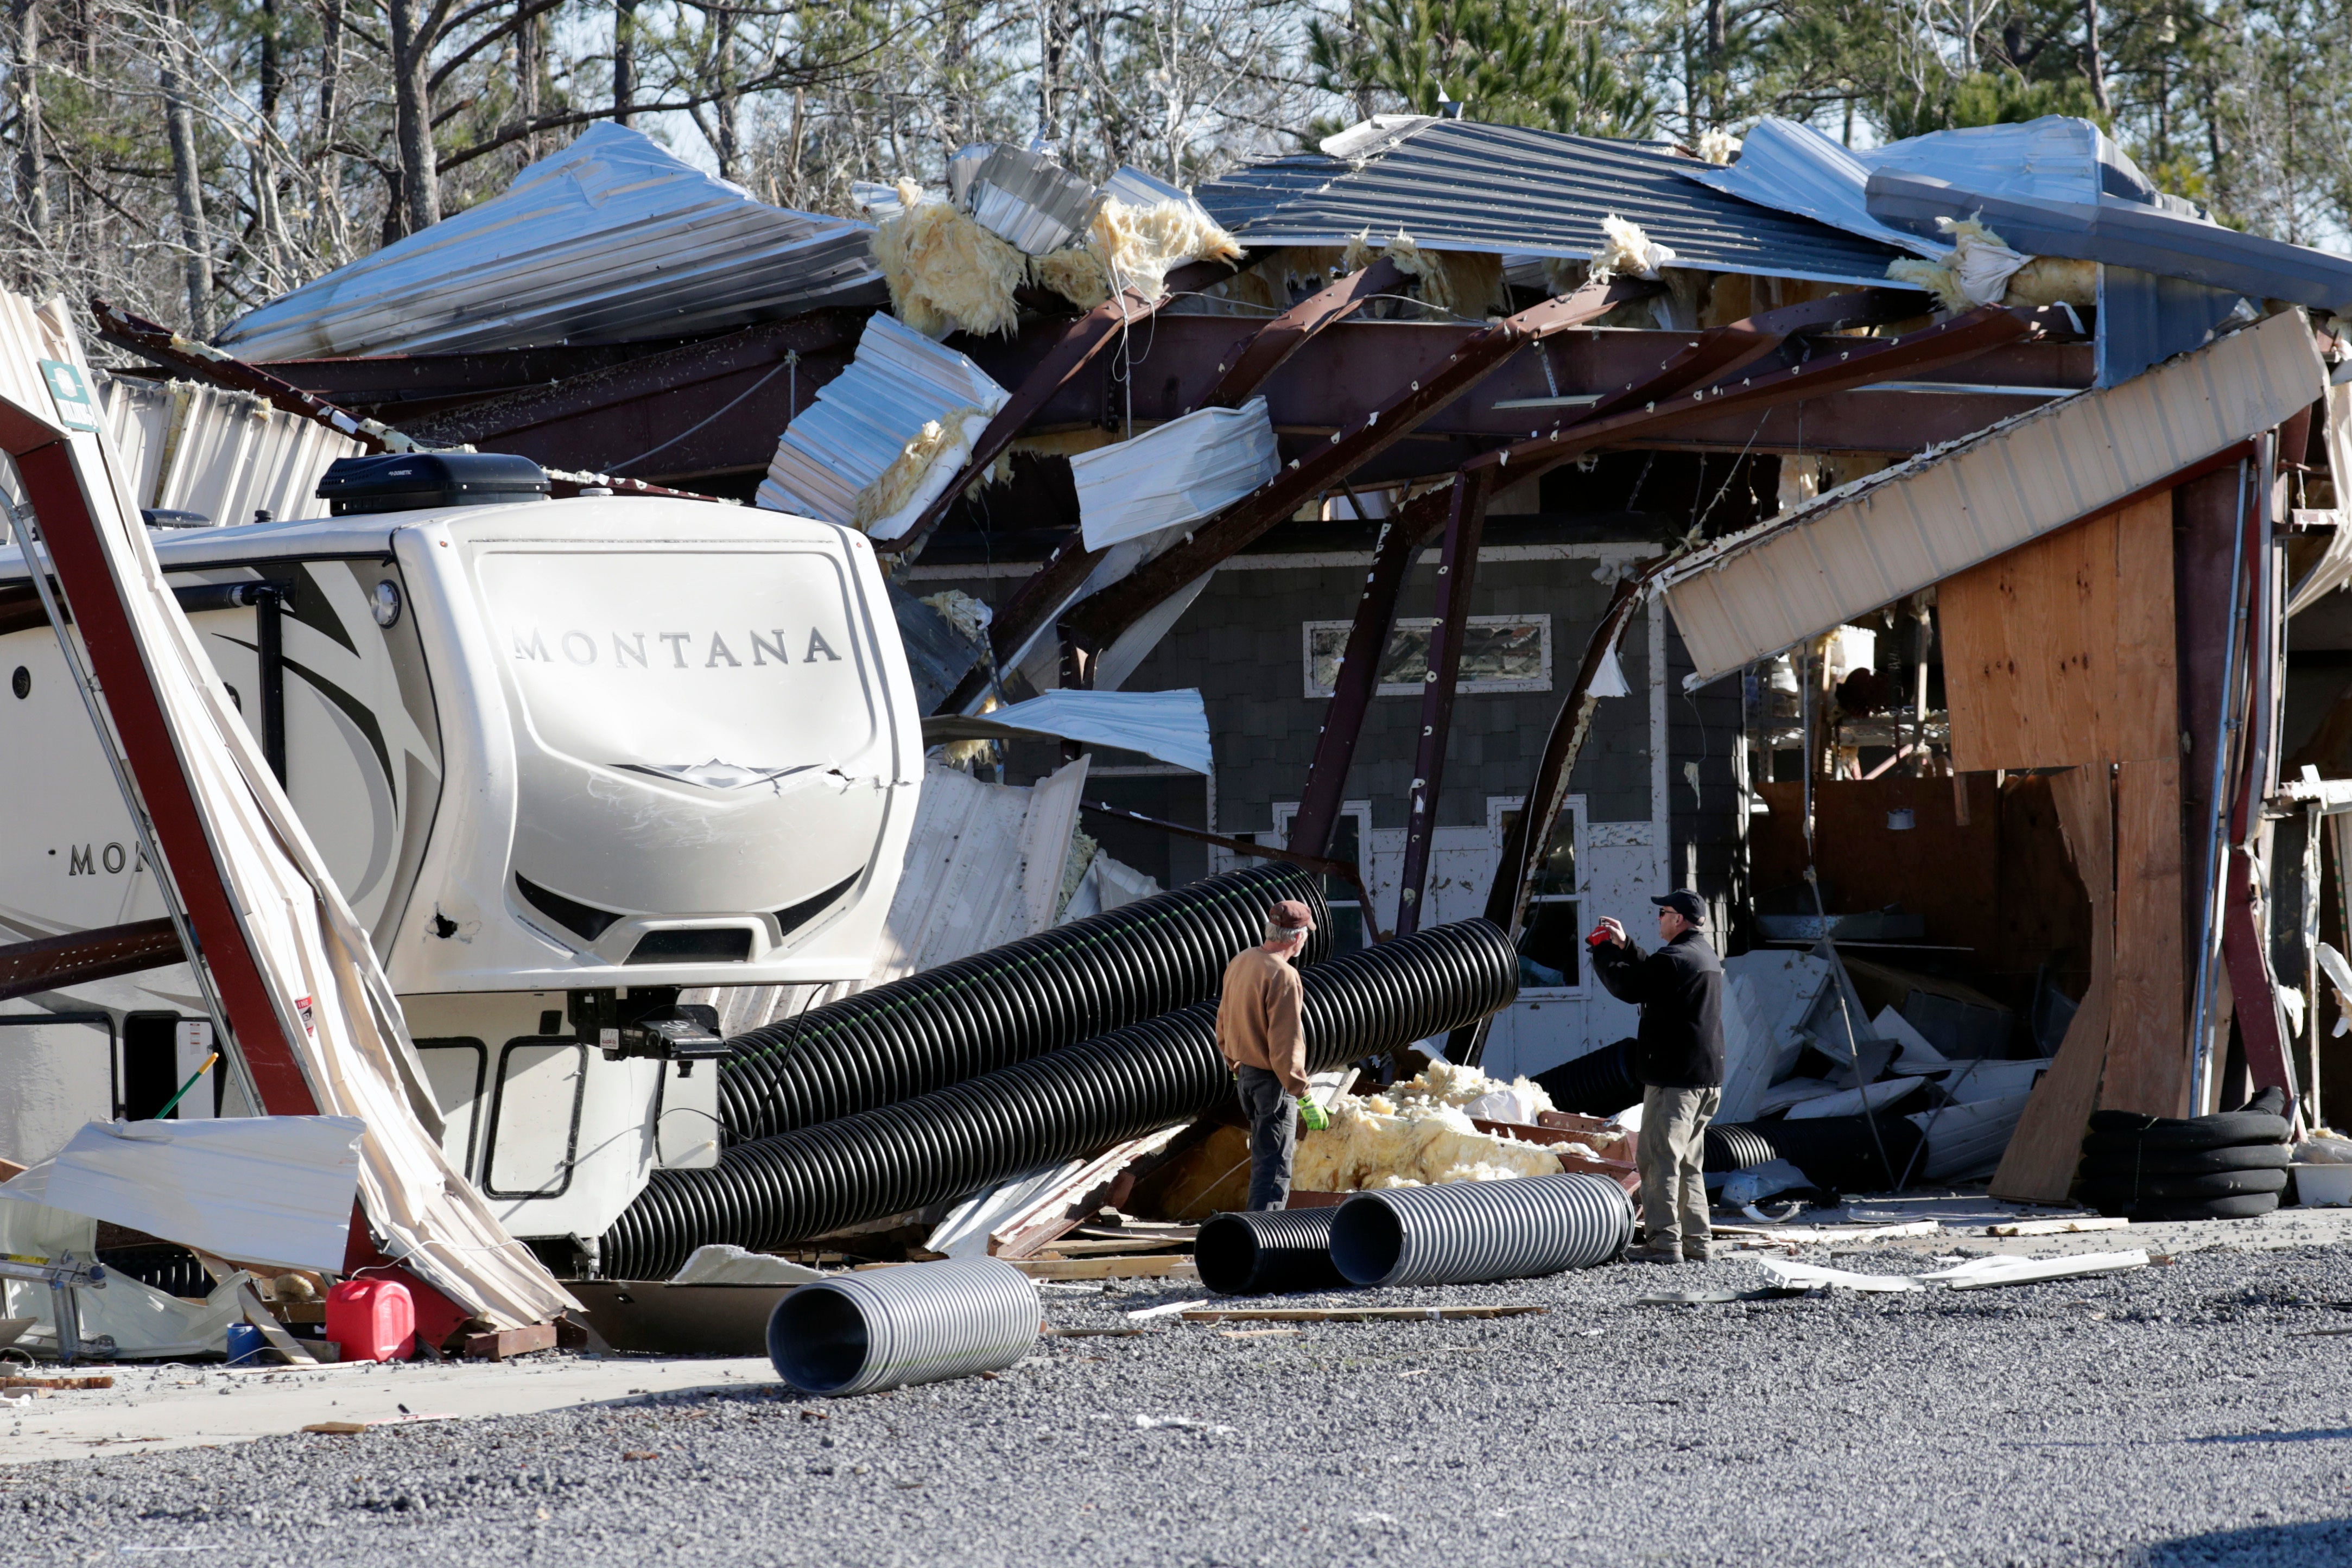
1330, 1172, 1634, 1287
766, 1259, 1039, 1396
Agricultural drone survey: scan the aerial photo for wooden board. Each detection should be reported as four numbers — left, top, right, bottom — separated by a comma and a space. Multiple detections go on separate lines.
2102, 755, 2189, 1116
1010, 1255, 1198, 1280
462, 1323, 559, 1361
1992, 765, 2115, 1201
1942, 497, 2178, 771
1036, 1237, 1187, 1257
1179, 1305, 1546, 1323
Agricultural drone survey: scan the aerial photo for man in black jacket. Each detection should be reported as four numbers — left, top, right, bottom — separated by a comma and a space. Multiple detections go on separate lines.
1589, 890, 1725, 1265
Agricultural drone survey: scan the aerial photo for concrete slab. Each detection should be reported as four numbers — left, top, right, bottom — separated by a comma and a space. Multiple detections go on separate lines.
1, 1353, 776, 1466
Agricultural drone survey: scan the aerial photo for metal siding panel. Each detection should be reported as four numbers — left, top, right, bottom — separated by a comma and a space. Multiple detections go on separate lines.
1659, 311, 2323, 680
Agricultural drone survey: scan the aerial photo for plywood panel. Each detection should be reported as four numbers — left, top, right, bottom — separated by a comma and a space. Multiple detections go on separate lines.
2109, 496, 2180, 765
1749, 776, 2002, 955
1942, 498, 2178, 771
2102, 755, 2188, 1116
1992, 765, 2114, 1202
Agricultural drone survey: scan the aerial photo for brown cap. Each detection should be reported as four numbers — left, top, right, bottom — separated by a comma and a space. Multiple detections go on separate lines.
1269, 899, 1316, 932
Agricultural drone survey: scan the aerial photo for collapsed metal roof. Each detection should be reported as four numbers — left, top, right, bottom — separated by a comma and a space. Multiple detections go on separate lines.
1193, 117, 1910, 289
217, 124, 882, 362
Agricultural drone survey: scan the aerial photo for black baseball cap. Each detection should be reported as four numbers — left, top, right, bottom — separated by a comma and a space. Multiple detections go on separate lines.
1651, 890, 1706, 925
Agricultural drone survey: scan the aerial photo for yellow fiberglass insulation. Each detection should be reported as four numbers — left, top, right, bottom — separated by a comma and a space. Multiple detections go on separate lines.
2003, 255, 2098, 307
919, 588, 992, 645
1035, 196, 1245, 312
1294, 1099, 1568, 1192
850, 405, 987, 532
1383, 1057, 1555, 1118
1884, 215, 2097, 315
1589, 214, 1677, 282
1885, 255, 1971, 316
870, 180, 1028, 339
1338, 230, 1507, 319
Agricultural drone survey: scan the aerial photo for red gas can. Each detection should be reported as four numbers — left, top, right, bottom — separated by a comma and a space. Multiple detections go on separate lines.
326, 1278, 416, 1362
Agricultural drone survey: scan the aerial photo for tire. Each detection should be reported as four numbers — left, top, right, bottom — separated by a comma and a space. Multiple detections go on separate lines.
2080, 1166, 2290, 1203
2082, 1108, 2290, 1152
2090, 1191, 2281, 1223
2077, 1139, 2291, 1177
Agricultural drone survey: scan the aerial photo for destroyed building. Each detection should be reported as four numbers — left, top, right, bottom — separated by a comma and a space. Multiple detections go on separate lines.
3, 107, 2352, 1360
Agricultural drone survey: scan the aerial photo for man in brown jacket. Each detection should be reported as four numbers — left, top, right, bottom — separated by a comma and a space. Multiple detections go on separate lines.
1216, 899, 1315, 1211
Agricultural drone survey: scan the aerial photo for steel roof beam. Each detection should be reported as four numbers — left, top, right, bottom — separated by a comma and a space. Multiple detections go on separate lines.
935, 258, 1421, 715
1059, 276, 1659, 659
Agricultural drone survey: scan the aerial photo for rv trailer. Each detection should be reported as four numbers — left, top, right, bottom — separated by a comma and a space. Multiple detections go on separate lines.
0, 492, 922, 1274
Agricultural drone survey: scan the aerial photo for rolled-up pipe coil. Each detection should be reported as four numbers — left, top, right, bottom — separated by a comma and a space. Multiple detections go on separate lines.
600, 919, 1519, 1280
766, 1258, 1040, 1396
1328, 1171, 1634, 1287
1194, 1208, 1347, 1296
721, 862, 1330, 1142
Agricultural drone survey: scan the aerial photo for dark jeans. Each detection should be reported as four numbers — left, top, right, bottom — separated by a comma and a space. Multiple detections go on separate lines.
1233, 1065, 1296, 1212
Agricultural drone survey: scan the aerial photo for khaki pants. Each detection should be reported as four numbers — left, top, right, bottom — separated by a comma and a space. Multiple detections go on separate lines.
1637, 1084, 1720, 1252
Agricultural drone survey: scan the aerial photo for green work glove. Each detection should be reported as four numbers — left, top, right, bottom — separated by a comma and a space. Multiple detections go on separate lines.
1297, 1096, 1330, 1133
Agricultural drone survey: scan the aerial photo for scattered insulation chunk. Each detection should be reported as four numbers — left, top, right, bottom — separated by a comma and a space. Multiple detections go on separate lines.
1589, 215, 1677, 281
757, 313, 1009, 537
870, 179, 1030, 339
1337, 228, 1506, 318
1296, 1099, 1565, 1191
1885, 215, 2095, 313
1035, 193, 1243, 310
1295, 1061, 1594, 1192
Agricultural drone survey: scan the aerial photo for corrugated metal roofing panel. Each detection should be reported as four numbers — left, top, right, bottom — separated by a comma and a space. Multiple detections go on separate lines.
1658, 309, 2324, 681
218, 124, 880, 361
96, 373, 365, 527
1070, 398, 1279, 551
1195, 118, 1908, 289
1673, 119, 1941, 257
968, 144, 1099, 255
756, 313, 1009, 527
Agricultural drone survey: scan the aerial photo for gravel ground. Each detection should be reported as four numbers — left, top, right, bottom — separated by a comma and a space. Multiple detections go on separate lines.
10, 1243, 2352, 1567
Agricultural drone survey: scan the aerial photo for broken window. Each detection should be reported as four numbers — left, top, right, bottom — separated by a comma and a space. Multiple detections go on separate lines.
1302, 616, 1550, 699
1494, 798, 1581, 992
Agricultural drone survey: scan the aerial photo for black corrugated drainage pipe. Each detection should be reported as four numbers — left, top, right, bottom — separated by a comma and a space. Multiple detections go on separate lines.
766, 1259, 1039, 1396
1705, 1115, 1924, 1194
721, 862, 1329, 1142
1328, 1172, 1634, 1287
1530, 1038, 1642, 1117
1195, 1208, 1347, 1296
600, 919, 1519, 1280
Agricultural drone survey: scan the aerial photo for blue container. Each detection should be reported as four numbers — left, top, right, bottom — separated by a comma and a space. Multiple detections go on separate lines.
224, 1322, 265, 1367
